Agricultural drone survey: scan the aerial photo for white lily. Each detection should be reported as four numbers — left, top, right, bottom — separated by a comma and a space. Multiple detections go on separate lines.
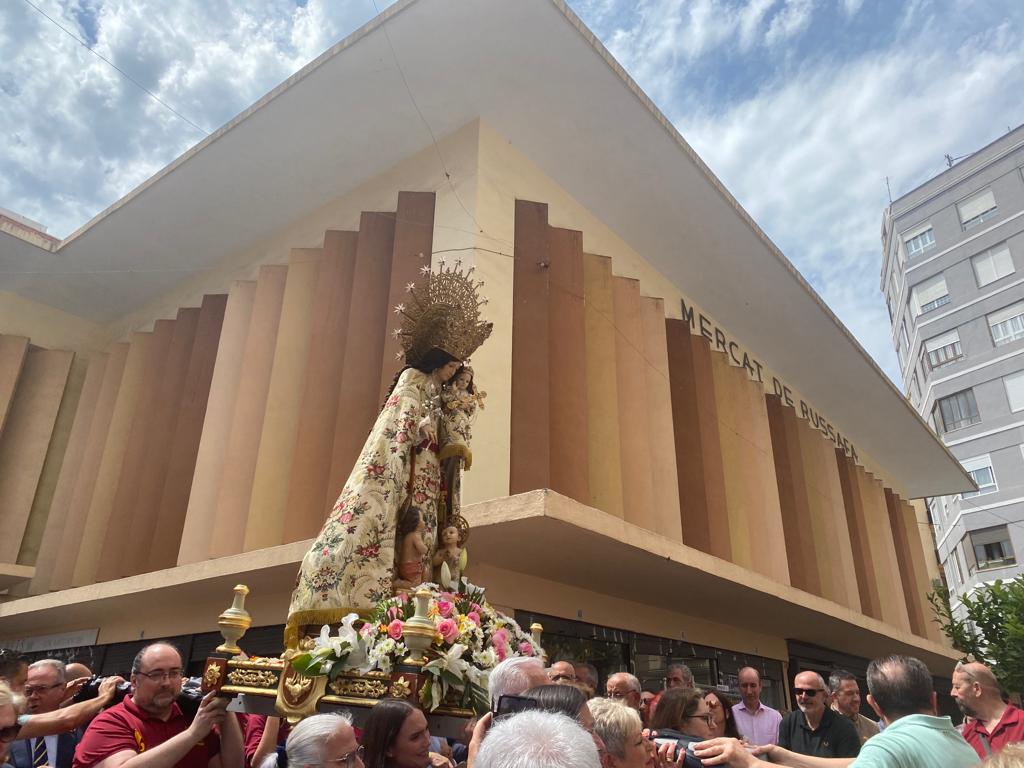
337, 612, 367, 670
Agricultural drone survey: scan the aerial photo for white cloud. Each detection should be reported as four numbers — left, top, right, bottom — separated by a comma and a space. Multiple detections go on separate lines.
765, 0, 814, 46
840, 0, 863, 18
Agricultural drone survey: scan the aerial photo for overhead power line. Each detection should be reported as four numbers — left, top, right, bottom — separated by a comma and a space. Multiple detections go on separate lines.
19, 0, 210, 136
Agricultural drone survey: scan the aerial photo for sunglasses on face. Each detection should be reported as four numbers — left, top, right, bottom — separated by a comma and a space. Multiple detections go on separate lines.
793, 688, 823, 697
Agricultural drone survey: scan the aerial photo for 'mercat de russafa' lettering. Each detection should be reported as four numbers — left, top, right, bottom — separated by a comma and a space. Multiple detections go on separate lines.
680, 298, 859, 463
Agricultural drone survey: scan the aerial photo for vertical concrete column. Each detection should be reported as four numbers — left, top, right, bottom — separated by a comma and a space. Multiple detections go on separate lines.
48, 348, 122, 592
664, 321, 728, 557
73, 333, 153, 586
379, 192, 436, 403
0, 335, 29, 433
121, 309, 201, 576
612, 277, 655, 530
886, 490, 929, 637
510, 200, 551, 494
28, 354, 104, 595
210, 266, 288, 558
835, 450, 881, 619
904, 499, 945, 643
95, 320, 175, 581
178, 281, 257, 565
326, 212, 396, 510
640, 297, 681, 542
286, 231, 359, 541
766, 395, 820, 595
0, 348, 73, 563
245, 251, 323, 552
583, 254, 624, 518
547, 227, 589, 505
149, 293, 227, 569
859, 473, 910, 632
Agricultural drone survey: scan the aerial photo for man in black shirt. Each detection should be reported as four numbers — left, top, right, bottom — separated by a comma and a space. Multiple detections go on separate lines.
777, 671, 860, 758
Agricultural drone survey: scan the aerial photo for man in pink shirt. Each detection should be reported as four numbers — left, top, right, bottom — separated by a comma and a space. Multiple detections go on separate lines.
731, 667, 782, 752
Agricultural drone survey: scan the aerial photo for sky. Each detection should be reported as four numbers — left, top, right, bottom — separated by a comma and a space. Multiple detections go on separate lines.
2, 0, 1024, 383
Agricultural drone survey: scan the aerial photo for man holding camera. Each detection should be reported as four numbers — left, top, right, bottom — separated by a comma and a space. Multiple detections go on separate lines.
73, 643, 243, 768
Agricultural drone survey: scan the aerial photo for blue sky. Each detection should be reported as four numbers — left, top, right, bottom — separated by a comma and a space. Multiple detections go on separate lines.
2, 0, 1023, 383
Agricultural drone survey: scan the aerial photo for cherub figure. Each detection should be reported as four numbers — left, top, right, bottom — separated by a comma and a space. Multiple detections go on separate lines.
393, 506, 428, 590
442, 365, 487, 415
432, 522, 468, 587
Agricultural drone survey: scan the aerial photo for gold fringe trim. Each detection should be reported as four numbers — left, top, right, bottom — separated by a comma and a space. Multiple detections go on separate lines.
439, 444, 472, 471
284, 606, 373, 651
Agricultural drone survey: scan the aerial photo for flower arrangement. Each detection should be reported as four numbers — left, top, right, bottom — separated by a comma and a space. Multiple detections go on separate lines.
290, 579, 542, 714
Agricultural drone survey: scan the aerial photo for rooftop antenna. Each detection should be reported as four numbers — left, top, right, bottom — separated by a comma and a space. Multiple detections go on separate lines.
885, 176, 893, 204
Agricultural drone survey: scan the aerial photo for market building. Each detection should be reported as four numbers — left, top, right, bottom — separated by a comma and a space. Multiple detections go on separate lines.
0, 0, 971, 708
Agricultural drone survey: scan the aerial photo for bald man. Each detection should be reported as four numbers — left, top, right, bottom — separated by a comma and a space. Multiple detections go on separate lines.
951, 661, 1024, 759
777, 670, 859, 758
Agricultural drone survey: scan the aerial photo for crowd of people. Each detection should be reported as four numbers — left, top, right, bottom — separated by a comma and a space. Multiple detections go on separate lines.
1, 644, 1022, 768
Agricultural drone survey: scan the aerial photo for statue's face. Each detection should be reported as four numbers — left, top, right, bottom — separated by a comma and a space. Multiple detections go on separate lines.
455, 371, 471, 390
443, 526, 460, 545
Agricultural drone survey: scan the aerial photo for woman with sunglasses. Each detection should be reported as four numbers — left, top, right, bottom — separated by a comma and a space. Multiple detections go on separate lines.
361, 699, 452, 768
259, 713, 362, 768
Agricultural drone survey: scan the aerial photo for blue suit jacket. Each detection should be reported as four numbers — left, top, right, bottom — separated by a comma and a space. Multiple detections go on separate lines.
10, 732, 79, 768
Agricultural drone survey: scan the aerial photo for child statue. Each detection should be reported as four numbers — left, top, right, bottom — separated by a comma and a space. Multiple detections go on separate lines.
432, 521, 469, 587
393, 506, 428, 591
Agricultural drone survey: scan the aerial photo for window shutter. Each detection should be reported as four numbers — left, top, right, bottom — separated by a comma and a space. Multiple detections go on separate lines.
913, 274, 948, 311
958, 189, 996, 222
1005, 371, 1024, 411
988, 300, 1024, 327
925, 329, 960, 352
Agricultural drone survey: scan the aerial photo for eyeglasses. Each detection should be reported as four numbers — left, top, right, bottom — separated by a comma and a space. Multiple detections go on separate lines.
608, 690, 638, 699
793, 688, 824, 697
550, 673, 576, 683
24, 683, 63, 696
135, 669, 183, 682
1, 724, 20, 743
323, 745, 364, 768
686, 713, 716, 726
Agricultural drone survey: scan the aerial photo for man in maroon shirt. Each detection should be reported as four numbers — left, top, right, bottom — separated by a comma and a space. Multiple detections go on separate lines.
951, 661, 1024, 759
73, 643, 243, 768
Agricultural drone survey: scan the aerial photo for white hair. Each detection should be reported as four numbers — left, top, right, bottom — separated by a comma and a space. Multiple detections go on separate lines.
475, 710, 599, 768
607, 672, 641, 692
28, 659, 66, 683
589, 697, 642, 758
258, 712, 353, 768
488, 656, 545, 708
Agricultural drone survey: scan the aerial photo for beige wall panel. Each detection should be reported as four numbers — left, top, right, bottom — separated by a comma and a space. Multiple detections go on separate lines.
244, 251, 322, 551
72, 334, 153, 586
210, 266, 288, 558
640, 297, 682, 542
766, 396, 820, 595
612, 277, 655, 530
710, 352, 789, 584
583, 254, 624, 518
904, 500, 945, 644
285, 231, 359, 540
835, 450, 881, 619
886, 491, 929, 638
802, 423, 860, 612
45, 349, 119, 591
0, 348, 73, 563
510, 200, 551, 494
178, 281, 257, 565
95, 320, 174, 581
664, 324, 728, 556
148, 293, 227, 569
378, 192, 436, 403
0, 335, 29, 434
326, 212, 396, 510
547, 227, 589, 505
22, 356, 91, 594
121, 309, 201, 576
858, 471, 911, 632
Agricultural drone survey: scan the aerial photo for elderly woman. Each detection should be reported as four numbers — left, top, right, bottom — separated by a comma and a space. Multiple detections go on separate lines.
259, 713, 361, 768
589, 698, 653, 768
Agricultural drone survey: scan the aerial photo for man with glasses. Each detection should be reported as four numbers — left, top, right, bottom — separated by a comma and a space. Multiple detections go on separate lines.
73, 643, 244, 768
10, 660, 82, 768
547, 661, 578, 686
777, 671, 859, 759
606, 673, 643, 712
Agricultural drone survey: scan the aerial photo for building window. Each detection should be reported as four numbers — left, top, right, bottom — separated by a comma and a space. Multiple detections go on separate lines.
924, 329, 963, 370
972, 244, 1014, 287
987, 300, 1024, 346
958, 189, 998, 231
960, 455, 997, 499
935, 388, 980, 432
1005, 371, 1024, 412
903, 225, 936, 257
964, 526, 1016, 573
911, 273, 950, 315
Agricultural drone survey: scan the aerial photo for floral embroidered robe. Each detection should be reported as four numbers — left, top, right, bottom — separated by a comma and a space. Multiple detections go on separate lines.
286, 367, 468, 646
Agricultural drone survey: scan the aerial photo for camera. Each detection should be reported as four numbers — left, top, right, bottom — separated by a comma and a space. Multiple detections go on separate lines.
72, 676, 131, 706
72, 675, 206, 718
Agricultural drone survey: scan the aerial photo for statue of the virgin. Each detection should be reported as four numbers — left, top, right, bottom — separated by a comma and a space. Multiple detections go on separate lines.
285, 259, 491, 648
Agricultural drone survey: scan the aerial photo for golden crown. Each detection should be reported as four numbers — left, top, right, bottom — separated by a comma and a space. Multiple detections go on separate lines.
392, 255, 493, 364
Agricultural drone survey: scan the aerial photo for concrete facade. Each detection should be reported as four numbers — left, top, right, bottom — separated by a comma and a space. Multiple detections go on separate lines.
881, 124, 1024, 605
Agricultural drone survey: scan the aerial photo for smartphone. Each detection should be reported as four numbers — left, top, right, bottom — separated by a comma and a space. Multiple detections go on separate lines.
494, 694, 540, 720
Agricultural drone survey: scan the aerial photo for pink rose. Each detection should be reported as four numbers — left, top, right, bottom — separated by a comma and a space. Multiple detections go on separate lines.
396, 431, 409, 443
360, 623, 375, 637
437, 600, 454, 618
471, 603, 482, 613
519, 641, 534, 656
495, 645, 507, 662
467, 611, 481, 626
414, 492, 427, 504
387, 619, 404, 640
491, 628, 509, 647
339, 511, 353, 523
437, 618, 459, 643
387, 606, 401, 620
